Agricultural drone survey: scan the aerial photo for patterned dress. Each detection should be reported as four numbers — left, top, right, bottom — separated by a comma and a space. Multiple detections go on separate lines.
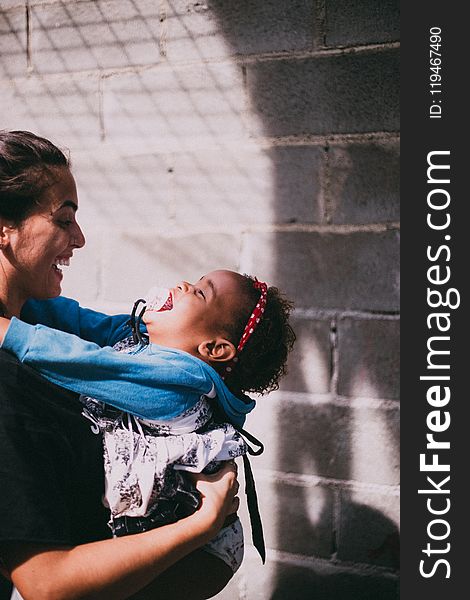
80, 337, 246, 572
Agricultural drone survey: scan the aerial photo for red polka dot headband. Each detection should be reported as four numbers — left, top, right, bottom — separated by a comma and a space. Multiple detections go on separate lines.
224, 279, 268, 378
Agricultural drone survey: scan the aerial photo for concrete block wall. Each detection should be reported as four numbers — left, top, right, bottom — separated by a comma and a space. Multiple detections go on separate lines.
0, 1, 399, 598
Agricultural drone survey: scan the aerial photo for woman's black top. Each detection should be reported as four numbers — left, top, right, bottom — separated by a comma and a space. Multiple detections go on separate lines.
0, 349, 110, 546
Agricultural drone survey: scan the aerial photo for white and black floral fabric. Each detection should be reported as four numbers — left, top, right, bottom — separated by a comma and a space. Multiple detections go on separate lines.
79, 337, 247, 571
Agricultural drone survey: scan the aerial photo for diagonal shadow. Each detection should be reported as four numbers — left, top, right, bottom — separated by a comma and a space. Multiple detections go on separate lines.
205, 2, 400, 598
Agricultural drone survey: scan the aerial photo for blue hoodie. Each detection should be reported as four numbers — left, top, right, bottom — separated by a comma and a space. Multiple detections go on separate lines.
4, 298, 255, 427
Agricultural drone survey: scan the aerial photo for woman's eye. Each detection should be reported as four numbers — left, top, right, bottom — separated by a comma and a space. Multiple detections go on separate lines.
197, 289, 205, 298
57, 220, 73, 228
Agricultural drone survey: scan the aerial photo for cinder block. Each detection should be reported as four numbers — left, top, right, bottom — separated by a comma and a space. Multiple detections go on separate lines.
101, 231, 242, 303
70, 151, 173, 231
325, 0, 400, 47
0, 7, 26, 78
0, 78, 38, 134
172, 149, 274, 226
326, 141, 400, 224
267, 560, 399, 600
279, 317, 332, 395
266, 145, 324, 223
246, 395, 351, 479
75, 144, 324, 234
166, 0, 315, 61
168, 145, 323, 226
337, 317, 400, 400
246, 394, 399, 485
103, 64, 247, 153
337, 488, 400, 569
343, 405, 400, 486
237, 478, 334, 558
30, 0, 161, 75
241, 231, 400, 312
215, 552, 399, 599
0, 73, 101, 154
246, 50, 399, 136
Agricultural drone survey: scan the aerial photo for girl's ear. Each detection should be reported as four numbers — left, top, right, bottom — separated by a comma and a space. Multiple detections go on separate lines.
198, 338, 236, 363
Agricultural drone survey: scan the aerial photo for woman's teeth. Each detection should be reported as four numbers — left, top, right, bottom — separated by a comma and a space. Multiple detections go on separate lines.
53, 258, 70, 271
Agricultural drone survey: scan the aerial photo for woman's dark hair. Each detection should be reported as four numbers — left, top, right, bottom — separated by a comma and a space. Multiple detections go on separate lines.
224, 276, 296, 396
0, 130, 69, 223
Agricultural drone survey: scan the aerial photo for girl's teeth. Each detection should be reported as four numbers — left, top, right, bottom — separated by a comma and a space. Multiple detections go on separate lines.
144, 287, 173, 312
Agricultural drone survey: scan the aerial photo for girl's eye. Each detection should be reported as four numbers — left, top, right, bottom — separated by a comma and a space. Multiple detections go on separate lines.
197, 289, 205, 299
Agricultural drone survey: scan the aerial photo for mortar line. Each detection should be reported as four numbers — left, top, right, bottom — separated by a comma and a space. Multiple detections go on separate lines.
2, 0, 31, 8
98, 73, 105, 141
331, 486, 341, 559
57, 131, 401, 153
256, 131, 400, 146
78, 223, 399, 238
318, 142, 330, 223
242, 222, 400, 233
158, 0, 167, 58
252, 468, 400, 495
267, 390, 400, 410
0, 40, 400, 85
25, 0, 33, 73
29, 0, 92, 6
243, 545, 399, 576
330, 315, 339, 394
313, 0, 327, 49
293, 308, 400, 321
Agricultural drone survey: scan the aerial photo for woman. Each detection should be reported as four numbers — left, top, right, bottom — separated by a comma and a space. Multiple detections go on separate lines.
0, 130, 239, 600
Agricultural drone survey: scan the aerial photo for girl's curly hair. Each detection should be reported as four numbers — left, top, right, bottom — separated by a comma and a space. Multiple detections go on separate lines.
223, 275, 296, 396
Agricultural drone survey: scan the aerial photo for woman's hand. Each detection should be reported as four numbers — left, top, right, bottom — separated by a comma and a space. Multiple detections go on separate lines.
0, 317, 10, 344
190, 461, 240, 538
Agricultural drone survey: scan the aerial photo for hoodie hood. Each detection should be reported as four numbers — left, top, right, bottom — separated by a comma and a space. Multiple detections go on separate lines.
200, 361, 256, 428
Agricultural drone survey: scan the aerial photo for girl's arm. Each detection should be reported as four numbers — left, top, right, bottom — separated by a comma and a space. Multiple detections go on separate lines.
21, 297, 133, 347
0, 317, 211, 421
2, 463, 239, 600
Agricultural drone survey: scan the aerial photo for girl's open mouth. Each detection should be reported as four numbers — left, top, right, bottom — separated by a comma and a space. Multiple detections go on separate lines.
158, 292, 173, 312
145, 287, 174, 312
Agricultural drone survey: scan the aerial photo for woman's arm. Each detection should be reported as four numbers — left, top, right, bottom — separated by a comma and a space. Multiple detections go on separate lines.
0, 317, 211, 420
0, 318, 8, 342
2, 463, 239, 600
21, 297, 133, 347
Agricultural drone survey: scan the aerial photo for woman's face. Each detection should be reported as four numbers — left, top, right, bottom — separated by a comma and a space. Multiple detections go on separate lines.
5, 167, 85, 300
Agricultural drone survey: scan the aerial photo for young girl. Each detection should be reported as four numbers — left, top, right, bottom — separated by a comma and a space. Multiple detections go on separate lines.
0, 269, 295, 573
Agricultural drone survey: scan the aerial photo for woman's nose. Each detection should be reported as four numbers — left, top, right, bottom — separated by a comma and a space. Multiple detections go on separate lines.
72, 222, 86, 249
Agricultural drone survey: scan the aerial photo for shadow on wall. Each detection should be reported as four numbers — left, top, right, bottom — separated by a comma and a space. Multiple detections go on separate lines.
206, 2, 400, 598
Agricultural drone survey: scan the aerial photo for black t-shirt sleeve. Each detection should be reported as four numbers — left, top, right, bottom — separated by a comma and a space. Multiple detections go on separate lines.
0, 350, 110, 546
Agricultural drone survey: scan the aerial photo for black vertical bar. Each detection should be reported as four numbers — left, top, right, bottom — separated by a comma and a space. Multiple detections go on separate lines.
401, 3, 467, 598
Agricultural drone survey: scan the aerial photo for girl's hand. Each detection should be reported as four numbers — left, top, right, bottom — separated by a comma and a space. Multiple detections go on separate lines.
190, 461, 240, 537
0, 317, 10, 344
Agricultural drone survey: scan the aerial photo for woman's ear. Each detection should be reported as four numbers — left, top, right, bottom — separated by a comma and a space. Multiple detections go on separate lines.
0, 220, 15, 250
0, 225, 9, 251
198, 338, 236, 363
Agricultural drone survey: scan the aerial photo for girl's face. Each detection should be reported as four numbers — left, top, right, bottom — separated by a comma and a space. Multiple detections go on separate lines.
143, 269, 247, 356
3, 167, 85, 302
